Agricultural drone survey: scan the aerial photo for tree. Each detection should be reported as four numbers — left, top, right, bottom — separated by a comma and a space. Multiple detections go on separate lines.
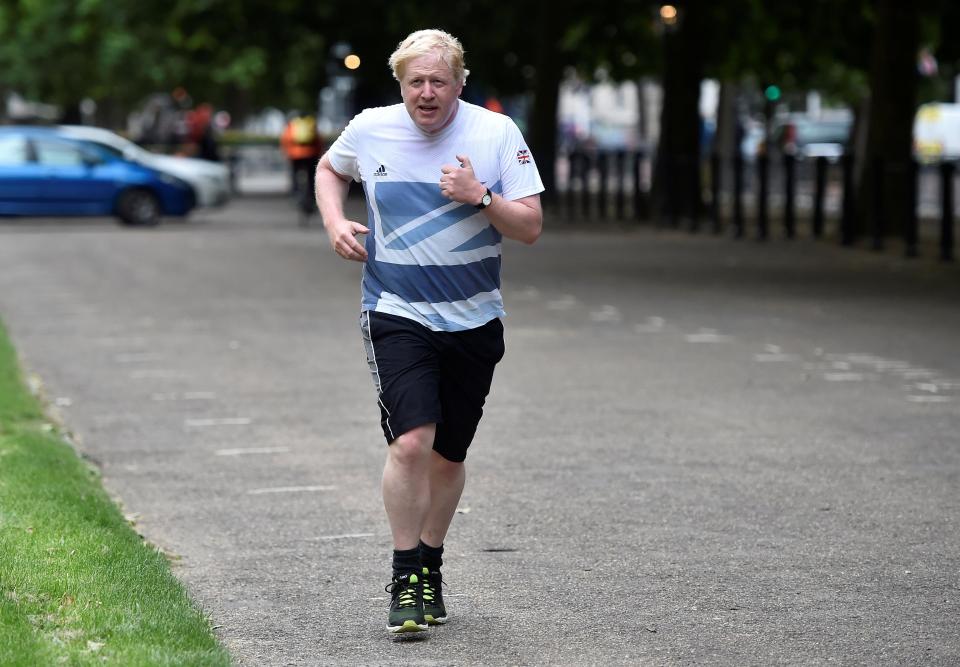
856, 1, 919, 239
651, 3, 707, 224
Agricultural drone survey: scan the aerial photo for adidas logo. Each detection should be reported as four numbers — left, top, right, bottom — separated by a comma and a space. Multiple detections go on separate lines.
374, 164, 387, 177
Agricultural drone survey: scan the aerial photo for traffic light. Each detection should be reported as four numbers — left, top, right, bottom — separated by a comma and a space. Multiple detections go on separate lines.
764, 85, 782, 102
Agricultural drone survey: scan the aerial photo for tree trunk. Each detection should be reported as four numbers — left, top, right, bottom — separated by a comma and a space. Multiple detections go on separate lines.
652, 4, 705, 225
856, 0, 919, 237
528, 0, 563, 208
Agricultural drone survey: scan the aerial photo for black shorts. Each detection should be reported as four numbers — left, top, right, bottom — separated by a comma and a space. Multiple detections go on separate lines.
360, 311, 505, 463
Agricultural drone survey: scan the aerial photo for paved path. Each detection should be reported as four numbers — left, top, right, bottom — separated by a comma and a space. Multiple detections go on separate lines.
1, 200, 959, 665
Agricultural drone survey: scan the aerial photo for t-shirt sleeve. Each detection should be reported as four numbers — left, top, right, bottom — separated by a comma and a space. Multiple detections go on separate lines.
326, 113, 364, 182
498, 118, 545, 201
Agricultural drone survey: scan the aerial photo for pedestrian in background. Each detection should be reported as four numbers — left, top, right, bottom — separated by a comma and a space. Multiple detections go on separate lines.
185, 103, 220, 162
280, 112, 323, 197
315, 29, 543, 635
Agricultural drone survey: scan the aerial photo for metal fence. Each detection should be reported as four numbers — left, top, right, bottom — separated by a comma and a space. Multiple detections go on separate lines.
556, 150, 959, 262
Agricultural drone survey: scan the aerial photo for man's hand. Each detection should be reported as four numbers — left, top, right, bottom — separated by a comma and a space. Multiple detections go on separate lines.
315, 154, 369, 262
439, 154, 486, 205
325, 217, 369, 262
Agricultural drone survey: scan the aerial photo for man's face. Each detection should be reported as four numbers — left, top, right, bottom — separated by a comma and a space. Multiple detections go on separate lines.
400, 52, 463, 134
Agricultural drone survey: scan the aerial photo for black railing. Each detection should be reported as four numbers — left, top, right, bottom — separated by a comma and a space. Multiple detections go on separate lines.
557, 149, 957, 262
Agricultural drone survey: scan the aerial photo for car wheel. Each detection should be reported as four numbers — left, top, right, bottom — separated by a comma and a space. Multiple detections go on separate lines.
117, 189, 161, 226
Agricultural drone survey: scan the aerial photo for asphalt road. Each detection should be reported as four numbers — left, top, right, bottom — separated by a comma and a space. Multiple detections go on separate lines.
1, 198, 958, 666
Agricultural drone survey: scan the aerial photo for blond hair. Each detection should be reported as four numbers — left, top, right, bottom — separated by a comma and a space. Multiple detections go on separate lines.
388, 29, 470, 83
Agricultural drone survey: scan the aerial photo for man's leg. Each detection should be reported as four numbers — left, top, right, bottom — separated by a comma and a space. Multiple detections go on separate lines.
382, 423, 436, 633
418, 451, 462, 625
421, 451, 465, 548
382, 424, 436, 551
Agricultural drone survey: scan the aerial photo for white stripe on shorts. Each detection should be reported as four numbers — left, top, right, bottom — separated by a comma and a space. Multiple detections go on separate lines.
362, 311, 395, 442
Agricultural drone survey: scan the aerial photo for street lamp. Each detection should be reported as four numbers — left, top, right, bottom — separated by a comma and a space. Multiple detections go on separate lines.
344, 54, 361, 70
659, 4, 678, 26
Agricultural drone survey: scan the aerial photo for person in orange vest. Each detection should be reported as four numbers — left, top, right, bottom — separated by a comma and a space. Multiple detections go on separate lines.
280, 112, 323, 197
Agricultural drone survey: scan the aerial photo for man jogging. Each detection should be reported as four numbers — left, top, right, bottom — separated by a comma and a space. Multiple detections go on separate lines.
315, 29, 543, 634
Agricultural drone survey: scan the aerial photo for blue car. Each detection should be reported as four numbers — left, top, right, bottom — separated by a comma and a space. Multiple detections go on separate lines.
0, 126, 195, 226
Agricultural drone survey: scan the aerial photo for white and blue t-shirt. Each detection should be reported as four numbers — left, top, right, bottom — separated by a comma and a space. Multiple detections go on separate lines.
327, 100, 544, 332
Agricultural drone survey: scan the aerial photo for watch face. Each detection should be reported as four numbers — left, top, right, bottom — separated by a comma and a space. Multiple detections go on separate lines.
482, 192, 492, 206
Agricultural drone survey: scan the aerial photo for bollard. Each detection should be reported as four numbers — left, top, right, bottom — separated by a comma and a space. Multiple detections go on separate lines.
710, 152, 721, 234
733, 153, 744, 238
904, 159, 919, 257
841, 152, 856, 246
597, 152, 609, 220
565, 151, 578, 219
941, 161, 955, 262
633, 151, 645, 221
757, 154, 769, 240
812, 156, 827, 238
688, 156, 701, 233
615, 151, 626, 220
227, 150, 240, 193
581, 152, 593, 220
871, 156, 885, 251
783, 153, 796, 239
662, 154, 676, 228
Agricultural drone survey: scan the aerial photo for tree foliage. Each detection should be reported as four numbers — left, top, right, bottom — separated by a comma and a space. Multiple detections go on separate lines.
1, 1, 957, 139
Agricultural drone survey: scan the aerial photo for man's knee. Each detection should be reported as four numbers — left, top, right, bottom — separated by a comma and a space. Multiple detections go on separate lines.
388, 424, 436, 467
431, 450, 464, 480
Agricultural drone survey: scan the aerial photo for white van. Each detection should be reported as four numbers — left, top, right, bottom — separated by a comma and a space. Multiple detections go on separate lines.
914, 103, 960, 161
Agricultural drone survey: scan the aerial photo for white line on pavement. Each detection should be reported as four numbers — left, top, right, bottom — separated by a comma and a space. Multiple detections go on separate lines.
546, 295, 578, 310
315, 533, 375, 540
113, 352, 162, 363
823, 373, 865, 382
634, 317, 666, 333
589, 305, 622, 323
906, 395, 953, 403
894, 369, 937, 379
215, 447, 289, 456
247, 485, 337, 495
685, 329, 733, 343
185, 417, 252, 427
184, 392, 217, 400
130, 369, 184, 379
754, 353, 800, 362
152, 391, 218, 401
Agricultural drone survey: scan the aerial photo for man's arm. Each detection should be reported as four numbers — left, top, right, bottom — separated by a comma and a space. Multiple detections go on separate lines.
439, 154, 542, 245
315, 153, 368, 261
478, 192, 542, 245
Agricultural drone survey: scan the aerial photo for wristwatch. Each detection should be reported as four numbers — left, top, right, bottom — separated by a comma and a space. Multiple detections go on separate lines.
475, 188, 493, 209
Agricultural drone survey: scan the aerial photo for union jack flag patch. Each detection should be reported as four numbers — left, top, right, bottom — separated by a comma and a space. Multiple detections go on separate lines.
516, 148, 531, 165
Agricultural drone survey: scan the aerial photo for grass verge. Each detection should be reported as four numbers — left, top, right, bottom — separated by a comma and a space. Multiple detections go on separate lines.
0, 319, 231, 666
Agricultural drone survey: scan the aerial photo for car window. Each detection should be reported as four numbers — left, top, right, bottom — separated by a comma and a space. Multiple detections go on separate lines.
0, 135, 30, 165
35, 140, 86, 167
90, 142, 124, 159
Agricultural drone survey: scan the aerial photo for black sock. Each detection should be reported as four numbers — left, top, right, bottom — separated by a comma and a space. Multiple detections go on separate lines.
419, 540, 444, 572
392, 547, 420, 578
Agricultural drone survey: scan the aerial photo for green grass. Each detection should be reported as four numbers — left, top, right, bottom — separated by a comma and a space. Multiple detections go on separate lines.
0, 320, 232, 666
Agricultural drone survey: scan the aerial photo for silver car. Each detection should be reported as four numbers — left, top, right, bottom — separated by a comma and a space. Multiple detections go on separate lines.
56, 125, 231, 208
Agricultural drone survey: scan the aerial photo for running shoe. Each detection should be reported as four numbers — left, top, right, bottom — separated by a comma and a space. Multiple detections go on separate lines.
386, 572, 428, 634
421, 567, 447, 625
